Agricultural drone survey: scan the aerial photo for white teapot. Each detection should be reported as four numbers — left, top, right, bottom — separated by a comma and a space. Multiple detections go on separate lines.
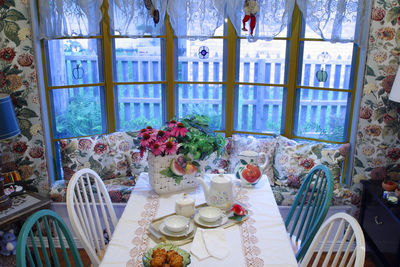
197, 170, 234, 211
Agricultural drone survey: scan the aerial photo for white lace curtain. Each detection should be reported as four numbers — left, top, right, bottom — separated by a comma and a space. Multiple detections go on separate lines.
109, 0, 167, 37
167, 0, 226, 39
296, 0, 372, 48
227, 0, 295, 40
38, 0, 103, 39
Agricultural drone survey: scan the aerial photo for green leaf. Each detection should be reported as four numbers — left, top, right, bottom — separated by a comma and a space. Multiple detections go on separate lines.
354, 157, 364, 168
89, 156, 102, 173
4, 0, 15, 8
6, 9, 25, 21
4, 20, 20, 46
311, 146, 322, 159
375, 76, 386, 81
373, 107, 387, 121
386, 7, 400, 24
366, 65, 375, 77
0, 21, 4, 33
17, 118, 31, 139
18, 108, 38, 118
240, 159, 248, 165
396, 29, 400, 46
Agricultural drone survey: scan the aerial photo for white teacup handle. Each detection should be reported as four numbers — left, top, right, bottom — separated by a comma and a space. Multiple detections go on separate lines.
259, 152, 268, 172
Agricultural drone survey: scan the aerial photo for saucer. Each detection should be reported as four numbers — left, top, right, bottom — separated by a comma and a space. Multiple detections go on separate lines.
194, 213, 228, 228
158, 221, 194, 237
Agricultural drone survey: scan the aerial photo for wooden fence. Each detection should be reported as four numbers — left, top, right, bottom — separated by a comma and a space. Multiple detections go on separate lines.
59, 54, 351, 138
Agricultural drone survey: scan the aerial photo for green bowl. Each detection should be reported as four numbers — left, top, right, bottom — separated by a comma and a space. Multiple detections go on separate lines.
142, 243, 191, 267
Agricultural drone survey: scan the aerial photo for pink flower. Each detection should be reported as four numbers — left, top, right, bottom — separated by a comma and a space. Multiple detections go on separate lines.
151, 142, 165, 156
156, 130, 169, 142
139, 133, 155, 147
231, 204, 246, 216
170, 122, 188, 137
164, 141, 177, 155
167, 120, 177, 129
139, 146, 146, 158
138, 128, 148, 137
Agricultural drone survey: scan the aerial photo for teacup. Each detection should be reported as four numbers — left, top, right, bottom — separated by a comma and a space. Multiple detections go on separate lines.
175, 194, 195, 217
198, 207, 222, 223
163, 215, 189, 232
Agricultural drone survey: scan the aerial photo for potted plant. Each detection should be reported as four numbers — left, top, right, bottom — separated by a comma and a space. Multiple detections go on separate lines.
382, 179, 398, 191
138, 114, 224, 194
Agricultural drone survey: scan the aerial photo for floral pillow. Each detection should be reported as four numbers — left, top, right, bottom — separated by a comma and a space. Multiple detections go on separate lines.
272, 136, 350, 187
60, 132, 135, 181
230, 134, 277, 183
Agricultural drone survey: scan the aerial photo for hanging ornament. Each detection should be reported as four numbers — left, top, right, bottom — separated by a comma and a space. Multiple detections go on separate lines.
316, 52, 330, 83
143, 0, 160, 25
242, 0, 259, 36
72, 64, 84, 80
198, 46, 209, 59
316, 69, 328, 82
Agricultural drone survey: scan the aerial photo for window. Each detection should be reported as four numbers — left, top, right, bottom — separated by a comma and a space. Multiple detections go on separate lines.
39, 2, 361, 179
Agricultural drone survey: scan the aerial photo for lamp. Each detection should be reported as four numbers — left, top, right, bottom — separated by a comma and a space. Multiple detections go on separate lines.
0, 93, 20, 211
390, 67, 400, 103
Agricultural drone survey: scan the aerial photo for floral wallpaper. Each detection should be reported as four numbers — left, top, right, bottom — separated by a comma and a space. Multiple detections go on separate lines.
353, 0, 400, 183
0, 0, 48, 195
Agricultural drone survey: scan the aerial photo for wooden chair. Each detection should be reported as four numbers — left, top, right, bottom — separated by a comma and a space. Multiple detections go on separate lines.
16, 209, 83, 267
300, 212, 366, 267
66, 168, 118, 267
285, 165, 334, 262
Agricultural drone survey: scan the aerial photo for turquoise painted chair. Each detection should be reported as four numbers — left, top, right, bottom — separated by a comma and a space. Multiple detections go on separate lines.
16, 209, 83, 267
284, 165, 334, 262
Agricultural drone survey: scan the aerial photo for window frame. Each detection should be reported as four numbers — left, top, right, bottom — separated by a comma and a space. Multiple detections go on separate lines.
38, 2, 360, 182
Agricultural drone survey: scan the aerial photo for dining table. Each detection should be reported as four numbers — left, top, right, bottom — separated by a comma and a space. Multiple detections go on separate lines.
99, 172, 298, 267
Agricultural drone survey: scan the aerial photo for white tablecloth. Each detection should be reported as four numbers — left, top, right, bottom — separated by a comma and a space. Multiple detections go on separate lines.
100, 173, 297, 267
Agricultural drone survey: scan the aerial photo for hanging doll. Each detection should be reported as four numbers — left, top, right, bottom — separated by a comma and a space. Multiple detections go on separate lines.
242, 0, 259, 36
143, 0, 160, 25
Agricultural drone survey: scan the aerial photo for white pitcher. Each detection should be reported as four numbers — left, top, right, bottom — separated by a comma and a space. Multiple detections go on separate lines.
234, 150, 267, 185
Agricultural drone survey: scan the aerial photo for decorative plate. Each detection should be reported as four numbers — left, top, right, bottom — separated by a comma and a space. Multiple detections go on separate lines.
142, 243, 191, 267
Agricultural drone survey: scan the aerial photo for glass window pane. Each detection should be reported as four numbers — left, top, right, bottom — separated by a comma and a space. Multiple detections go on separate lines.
50, 86, 106, 138
176, 39, 224, 82
299, 41, 354, 89
45, 39, 103, 86
113, 38, 164, 82
115, 84, 164, 131
294, 88, 350, 142
235, 85, 284, 133
238, 40, 287, 84
175, 84, 224, 130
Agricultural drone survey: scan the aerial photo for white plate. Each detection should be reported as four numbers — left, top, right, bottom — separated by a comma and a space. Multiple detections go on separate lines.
194, 213, 228, 228
158, 221, 195, 237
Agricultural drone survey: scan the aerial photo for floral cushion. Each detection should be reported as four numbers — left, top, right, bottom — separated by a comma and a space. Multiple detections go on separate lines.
59, 131, 141, 181
229, 135, 276, 183
272, 136, 350, 187
49, 176, 137, 203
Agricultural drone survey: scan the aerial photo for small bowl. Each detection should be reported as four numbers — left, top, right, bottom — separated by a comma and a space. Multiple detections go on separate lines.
382, 181, 398, 191
198, 207, 222, 223
163, 215, 189, 233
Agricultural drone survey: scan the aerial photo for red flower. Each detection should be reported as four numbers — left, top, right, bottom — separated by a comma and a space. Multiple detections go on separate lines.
138, 128, 148, 137
370, 167, 387, 181
156, 130, 169, 142
167, 120, 177, 128
383, 114, 395, 123
164, 141, 177, 155
29, 147, 44, 158
12, 141, 28, 154
139, 133, 156, 147
17, 53, 33, 67
0, 47, 16, 63
300, 158, 315, 170
388, 148, 400, 161
371, 7, 385, 21
78, 139, 92, 150
170, 122, 188, 137
151, 142, 165, 156
94, 143, 107, 154
359, 107, 372, 120
382, 75, 395, 94
231, 204, 246, 216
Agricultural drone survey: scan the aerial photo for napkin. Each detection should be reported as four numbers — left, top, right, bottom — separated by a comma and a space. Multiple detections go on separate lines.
191, 229, 230, 260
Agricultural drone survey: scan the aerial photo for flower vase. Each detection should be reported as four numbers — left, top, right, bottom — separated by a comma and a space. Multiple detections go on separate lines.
147, 153, 205, 195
